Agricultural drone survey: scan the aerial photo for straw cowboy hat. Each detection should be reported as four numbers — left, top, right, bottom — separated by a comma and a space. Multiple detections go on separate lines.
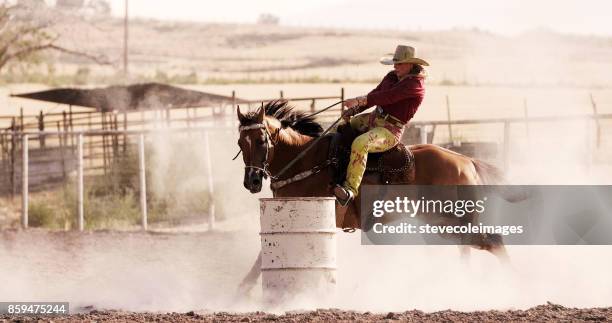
380, 45, 429, 66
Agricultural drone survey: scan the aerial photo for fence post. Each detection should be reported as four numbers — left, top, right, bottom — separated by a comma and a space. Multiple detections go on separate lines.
101, 112, 107, 175
203, 131, 215, 231
21, 134, 28, 229
10, 118, 16, 199
590, 93, 600, 148
58, 121, 66, 180
523, 98, 530, 140
446, 95, 454, 144
38, 110, 45, 148
138, 134, 148, 231
503, 121, 510, 172
310, 99, 315, 113
112, 112, 119, 159
0, 135, 4, 184
280, 90, 284, 99
232, 90, 236, 113
123, 110, 128, 154
420, 126, 428, 144
69, 105, 74, 149
62, 111, 68, 152
0, 134, 4, 179
77, 133, 84, 231
87, 114, 93, 167
19, 107, 24, 131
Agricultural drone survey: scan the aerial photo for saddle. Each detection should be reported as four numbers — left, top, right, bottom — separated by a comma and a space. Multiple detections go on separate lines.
329, 122, 415, 186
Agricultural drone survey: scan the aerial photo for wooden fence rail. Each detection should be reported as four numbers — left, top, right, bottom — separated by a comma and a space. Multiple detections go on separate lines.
16, 127, 224, 231
1, 90, 345, 197
5, 88, 610, 230
1, 89, 345, 131
411, 112, 612, 171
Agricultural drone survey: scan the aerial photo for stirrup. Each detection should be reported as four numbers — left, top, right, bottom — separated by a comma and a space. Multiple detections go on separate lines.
333, 185, 354, 207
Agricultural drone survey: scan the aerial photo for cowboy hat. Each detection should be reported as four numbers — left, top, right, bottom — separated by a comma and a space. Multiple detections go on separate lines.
380, 45, 429, 66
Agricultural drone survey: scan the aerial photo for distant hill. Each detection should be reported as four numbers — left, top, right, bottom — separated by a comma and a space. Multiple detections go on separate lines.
12, 12, 612, 87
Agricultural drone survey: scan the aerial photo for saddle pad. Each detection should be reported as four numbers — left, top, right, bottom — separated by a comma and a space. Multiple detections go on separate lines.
330, 124, 415, 184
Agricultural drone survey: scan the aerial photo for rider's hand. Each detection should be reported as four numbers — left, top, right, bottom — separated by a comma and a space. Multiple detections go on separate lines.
342, 96, 367, 120
343, 98, 359, 109
342, 106, 359, 118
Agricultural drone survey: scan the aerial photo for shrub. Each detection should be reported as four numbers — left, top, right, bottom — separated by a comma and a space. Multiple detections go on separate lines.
28, 201, 59, 228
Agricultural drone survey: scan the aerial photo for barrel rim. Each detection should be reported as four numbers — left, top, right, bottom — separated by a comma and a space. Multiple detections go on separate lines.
260, 230, 336, 235
261, 266, 337, 271
259, 197, 336, 201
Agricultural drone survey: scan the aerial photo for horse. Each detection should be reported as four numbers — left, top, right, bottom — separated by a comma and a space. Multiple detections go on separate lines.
235, 100, 510, 292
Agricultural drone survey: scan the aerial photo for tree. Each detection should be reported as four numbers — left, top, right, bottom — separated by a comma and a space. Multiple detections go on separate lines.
55, 0, 84, 10
257, 13, 279, 25
86, 0, 111, 17
0, 3, 109, 73
16, 0, 46, 10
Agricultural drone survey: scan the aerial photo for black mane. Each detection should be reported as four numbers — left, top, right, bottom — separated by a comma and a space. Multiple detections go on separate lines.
240, 100, 323, 137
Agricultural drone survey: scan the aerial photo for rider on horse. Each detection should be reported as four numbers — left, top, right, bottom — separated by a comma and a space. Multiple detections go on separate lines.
333, 45, 429, 206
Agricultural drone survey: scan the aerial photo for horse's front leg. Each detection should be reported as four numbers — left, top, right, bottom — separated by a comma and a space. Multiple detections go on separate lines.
237, 250, 262, 295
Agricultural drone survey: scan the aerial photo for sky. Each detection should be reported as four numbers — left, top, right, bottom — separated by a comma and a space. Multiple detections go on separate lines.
105, 0, 612, 36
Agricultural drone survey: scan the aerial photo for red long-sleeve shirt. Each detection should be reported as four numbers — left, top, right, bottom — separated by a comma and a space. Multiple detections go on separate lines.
361, 71, 425, 124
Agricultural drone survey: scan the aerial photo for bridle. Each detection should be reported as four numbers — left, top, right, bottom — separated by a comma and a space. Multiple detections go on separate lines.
234, 100, 344, 190
237, 122, 277, 180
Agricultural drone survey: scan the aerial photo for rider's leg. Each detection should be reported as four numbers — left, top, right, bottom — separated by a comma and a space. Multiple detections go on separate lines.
349, 113, 370, 132
334, 113, 375, 206
343, 126, 398, 195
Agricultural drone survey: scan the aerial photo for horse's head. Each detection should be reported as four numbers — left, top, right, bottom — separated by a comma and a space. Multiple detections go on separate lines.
235, 100, 323, 193
236, 105, 278, 193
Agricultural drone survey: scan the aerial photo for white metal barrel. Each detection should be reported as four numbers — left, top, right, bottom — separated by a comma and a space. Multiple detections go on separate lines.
259, 197, 337, 304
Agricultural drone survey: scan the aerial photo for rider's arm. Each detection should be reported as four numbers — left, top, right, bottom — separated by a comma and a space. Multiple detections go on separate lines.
366, 77, 424, 107
352, 73, 392, 113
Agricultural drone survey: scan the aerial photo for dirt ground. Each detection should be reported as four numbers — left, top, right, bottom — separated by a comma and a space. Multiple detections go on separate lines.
2, 228, 612, 314
2, 303, 612, 322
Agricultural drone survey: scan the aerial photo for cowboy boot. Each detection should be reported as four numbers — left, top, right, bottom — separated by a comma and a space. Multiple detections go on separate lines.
333, 184, 354, 207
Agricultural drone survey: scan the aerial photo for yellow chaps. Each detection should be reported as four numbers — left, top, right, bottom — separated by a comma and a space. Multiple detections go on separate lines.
344, 112, 401, 195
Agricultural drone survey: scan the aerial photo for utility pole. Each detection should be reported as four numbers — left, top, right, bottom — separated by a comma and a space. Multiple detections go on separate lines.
123, 0, 129, 78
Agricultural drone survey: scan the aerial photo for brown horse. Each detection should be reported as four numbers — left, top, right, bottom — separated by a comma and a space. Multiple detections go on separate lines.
235, 100, 509, 292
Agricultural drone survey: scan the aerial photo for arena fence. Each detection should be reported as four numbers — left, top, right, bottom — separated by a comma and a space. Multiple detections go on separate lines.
14, 127, 231, 231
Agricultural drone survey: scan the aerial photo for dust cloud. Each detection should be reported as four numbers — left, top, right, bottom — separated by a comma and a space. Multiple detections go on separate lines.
2, 105, 612, 314
2, 102, 611, 314
2, 3, 612, 315
2, 227, 612, 313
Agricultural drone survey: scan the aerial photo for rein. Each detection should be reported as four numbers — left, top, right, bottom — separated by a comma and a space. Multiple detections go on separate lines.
236, 100, 344, 189
274, 115, 342, 179
238, 123, 275, 179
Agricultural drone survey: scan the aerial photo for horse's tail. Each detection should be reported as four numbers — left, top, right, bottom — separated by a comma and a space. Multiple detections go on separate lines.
472, 159, 506, 185
472, 159, 532, 203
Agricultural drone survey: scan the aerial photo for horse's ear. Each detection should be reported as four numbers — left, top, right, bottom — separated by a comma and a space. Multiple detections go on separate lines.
256, 104, 265, 123
237, 105, 245, 123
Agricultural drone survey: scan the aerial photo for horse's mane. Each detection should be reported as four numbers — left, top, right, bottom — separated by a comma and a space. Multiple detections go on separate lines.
240, 100, 323, 137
